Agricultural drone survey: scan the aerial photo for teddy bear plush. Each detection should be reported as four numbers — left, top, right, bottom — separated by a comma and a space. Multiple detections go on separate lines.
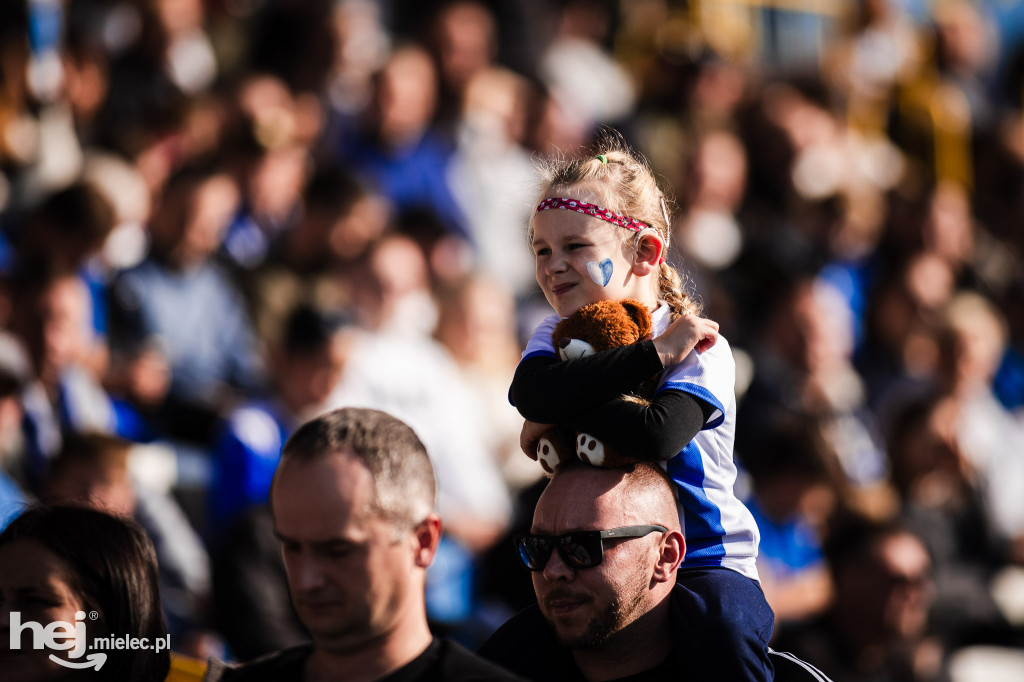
534, 298, 659, 475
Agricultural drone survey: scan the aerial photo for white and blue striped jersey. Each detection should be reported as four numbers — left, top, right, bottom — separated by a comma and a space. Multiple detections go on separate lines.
521, 303, 760, 580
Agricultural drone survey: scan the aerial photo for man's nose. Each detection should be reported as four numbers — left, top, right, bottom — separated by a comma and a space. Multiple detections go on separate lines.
292, 556, 328, 592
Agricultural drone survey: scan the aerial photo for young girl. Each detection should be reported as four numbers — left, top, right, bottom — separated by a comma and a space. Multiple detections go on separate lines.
510, 142, 775, 681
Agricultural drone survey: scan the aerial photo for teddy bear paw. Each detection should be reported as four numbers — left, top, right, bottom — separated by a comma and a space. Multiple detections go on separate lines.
576, 433, 606, 466
536, 437, 560, 476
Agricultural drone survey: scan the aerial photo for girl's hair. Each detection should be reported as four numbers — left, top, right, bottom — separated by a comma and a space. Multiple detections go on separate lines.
530, 134, 699, 319
0, 505, 171, 681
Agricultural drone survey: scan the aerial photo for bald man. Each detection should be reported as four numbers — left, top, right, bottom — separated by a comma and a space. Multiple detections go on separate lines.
479, 461, 832, 681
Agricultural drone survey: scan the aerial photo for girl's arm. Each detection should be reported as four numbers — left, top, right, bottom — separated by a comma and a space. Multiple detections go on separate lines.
512, 312, 719, 423
510, 341, 664, 422
565, 389, 716, 461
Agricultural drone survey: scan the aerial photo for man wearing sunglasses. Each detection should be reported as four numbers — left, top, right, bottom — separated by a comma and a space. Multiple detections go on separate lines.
478, 460, 832, 681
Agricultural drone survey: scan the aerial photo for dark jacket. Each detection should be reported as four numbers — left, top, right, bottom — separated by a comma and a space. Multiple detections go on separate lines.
478, 585, 832, 682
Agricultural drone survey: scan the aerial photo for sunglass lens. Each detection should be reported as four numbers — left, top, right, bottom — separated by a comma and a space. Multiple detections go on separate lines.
560, 534, 600, 568
518, 536, 554, 570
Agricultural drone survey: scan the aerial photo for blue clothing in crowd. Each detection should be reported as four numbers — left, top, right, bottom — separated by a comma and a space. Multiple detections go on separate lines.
747, 499, 825, 579
209, 403, 291, 532
110, 259, 264, 403
0, 472, 25, 531
336, 128, 471, 243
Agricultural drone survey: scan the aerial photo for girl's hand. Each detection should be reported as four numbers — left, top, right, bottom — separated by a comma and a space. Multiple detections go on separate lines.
653, 314, 719, 366
520, 419, 553, 459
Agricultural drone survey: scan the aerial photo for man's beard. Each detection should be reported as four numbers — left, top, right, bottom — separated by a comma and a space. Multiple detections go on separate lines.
549, 570, 648, 651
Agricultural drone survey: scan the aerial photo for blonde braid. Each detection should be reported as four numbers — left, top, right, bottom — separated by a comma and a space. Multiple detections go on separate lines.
658, 263, 700, 319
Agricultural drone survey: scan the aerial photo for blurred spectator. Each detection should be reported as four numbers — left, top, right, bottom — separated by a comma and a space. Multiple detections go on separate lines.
209, 304, 353, 533
348, 233, 439, 337
887, 397, 1014, 648
826, 0, 923, 128
10, 272, 117, 483
739, 277, 890, 509
526, 82, 594, 158
12, 179, 116, 280
7, 181, 118, 376
919, 182, 976, 285
932, 0, 999, 129
43, 432, 211, 648
447, 67, 537, 297
324, 0, 391, 116
329, 284, 512, 551
80, 152, 154, 273
775, 517, 945, 682
934, 292, 1024, 563
429, 1, 499, 133
219, 75, 316, 271
674, 129, 748, 275
246, 165, 387, 347
857, 251, 956, 422
108, 165, 263, 442
539, 0, 636, 131
333, 43, 471, 243
744, 416, 845, 635
434, 275, 537, 492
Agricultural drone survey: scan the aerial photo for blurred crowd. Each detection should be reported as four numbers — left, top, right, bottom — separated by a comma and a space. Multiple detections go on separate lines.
1, 0, 1024, 679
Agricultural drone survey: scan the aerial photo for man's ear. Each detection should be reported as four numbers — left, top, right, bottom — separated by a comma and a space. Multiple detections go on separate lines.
631, 230, 665, 277
412, 513, 443, 568
652, 529, 685, 584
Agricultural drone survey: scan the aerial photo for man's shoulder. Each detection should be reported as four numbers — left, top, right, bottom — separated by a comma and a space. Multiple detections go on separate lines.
203, 644, 312, 682
431, 637, 528, 682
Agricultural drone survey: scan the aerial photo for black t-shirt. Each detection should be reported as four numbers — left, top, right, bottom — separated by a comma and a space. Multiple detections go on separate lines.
213, 638, 525, 682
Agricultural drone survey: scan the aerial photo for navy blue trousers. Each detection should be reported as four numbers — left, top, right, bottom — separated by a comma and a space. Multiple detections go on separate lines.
674, 566, 776, 682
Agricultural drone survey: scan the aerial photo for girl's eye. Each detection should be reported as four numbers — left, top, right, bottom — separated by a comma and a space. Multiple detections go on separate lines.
535, 247, 551, 256
567, 243, 586, 250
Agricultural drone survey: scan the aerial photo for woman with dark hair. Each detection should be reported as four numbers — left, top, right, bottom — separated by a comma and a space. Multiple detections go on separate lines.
0, 505, 171, 681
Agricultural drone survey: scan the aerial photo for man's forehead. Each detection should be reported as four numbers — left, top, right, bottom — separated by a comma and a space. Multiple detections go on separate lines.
533, 469, 629, 531
275, 449, 372, 490
271, 453, 376, 530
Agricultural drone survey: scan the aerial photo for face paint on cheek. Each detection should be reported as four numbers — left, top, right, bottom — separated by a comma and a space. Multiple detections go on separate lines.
587, 259, 614, 287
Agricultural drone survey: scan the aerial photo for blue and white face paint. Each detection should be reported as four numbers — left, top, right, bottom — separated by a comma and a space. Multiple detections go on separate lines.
587, 258, 614, 287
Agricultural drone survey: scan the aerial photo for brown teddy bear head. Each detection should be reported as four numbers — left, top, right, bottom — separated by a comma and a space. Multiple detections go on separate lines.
552, 299, 652, 359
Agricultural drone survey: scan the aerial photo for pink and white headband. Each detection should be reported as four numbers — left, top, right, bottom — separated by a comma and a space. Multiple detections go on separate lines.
536, 197, 651, 233
536, 197, 668, 263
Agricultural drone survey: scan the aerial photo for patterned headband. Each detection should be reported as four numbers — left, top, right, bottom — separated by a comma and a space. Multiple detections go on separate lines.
536, 197, 667, 263
536, 197, 651, 232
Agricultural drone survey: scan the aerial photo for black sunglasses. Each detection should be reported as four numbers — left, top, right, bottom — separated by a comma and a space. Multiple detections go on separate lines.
515, 524, 668, 571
